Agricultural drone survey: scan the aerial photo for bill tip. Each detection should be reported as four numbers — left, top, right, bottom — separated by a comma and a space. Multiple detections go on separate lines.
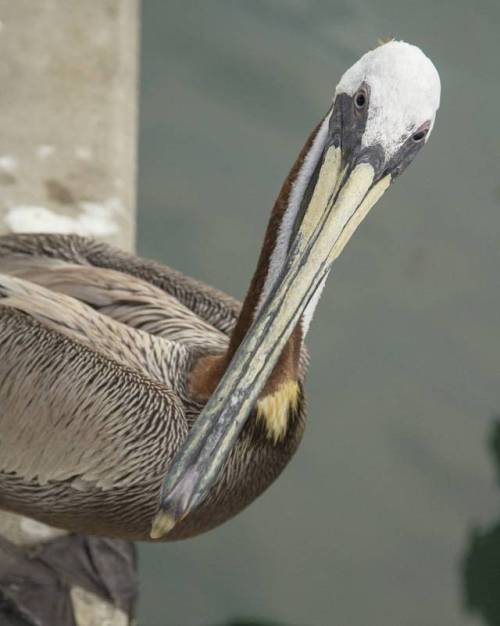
150, 510, 176, 539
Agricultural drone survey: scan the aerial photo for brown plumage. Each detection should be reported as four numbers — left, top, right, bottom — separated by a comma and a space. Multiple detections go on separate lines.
0, 126, 312, 540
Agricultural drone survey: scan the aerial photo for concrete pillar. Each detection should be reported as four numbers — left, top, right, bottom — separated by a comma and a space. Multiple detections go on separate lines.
0, 0, 137, 251
0, 2, 139, 624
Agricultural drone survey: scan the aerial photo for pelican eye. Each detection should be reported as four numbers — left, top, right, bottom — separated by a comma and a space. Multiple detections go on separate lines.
412, 129, 427, 142
354, 90, 367, 109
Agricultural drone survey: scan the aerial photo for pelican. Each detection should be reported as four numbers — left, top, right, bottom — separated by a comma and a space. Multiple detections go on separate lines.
0, 41, 440, 541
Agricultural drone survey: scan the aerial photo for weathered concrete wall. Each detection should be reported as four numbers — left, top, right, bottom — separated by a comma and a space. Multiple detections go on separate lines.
0, 2, 139, 625
0, 0, 138, 250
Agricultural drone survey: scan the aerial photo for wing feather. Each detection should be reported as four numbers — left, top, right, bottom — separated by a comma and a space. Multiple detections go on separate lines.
0, 234, 240, 334
0, 272, 192, 389
0, 308, 187, 489
0, 258, 227, 352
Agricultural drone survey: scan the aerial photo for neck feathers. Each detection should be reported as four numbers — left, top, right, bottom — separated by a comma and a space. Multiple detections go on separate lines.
255, 110, 332, 314
190, 110, 331, 441
229, 108, 331, 360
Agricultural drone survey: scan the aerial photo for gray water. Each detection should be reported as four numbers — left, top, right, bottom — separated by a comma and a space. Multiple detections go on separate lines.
137, 2, 500, 624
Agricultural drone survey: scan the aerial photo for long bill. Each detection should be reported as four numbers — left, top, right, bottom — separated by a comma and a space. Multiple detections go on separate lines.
151, 144, 391, 539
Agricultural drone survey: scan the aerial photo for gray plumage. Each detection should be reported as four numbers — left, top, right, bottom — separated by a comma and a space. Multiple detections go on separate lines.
0, 234, 305, 540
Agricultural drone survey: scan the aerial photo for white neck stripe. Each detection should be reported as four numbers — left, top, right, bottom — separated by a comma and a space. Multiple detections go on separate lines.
255, 109, 332, 315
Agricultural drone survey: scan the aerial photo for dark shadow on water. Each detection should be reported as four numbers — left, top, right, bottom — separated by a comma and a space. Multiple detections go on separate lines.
463, 419, 500, 625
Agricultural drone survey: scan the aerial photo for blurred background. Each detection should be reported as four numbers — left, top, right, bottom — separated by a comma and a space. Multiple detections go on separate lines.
135, 1, 500, 625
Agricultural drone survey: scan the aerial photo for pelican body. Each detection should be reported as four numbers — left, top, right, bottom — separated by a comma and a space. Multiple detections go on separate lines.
0, 41, 440, 541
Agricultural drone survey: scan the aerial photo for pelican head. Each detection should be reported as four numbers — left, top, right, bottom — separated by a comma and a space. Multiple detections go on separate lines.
334, 40, 440, 177
151, 40, 441, 538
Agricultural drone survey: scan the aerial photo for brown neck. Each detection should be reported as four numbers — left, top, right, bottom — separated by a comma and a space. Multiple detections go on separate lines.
190, 117, 326, 402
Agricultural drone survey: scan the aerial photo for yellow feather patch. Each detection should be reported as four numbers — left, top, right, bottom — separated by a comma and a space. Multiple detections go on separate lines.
256, 381, 300, 443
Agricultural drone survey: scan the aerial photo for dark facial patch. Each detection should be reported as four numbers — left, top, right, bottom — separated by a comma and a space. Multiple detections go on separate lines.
329, 88, 432, 183
329, 84, 386, 177
383, 120, 431, 180
329, 83, 370, 156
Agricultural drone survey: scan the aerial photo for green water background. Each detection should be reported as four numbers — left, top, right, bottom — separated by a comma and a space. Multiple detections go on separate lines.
137, 2, 500, 624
